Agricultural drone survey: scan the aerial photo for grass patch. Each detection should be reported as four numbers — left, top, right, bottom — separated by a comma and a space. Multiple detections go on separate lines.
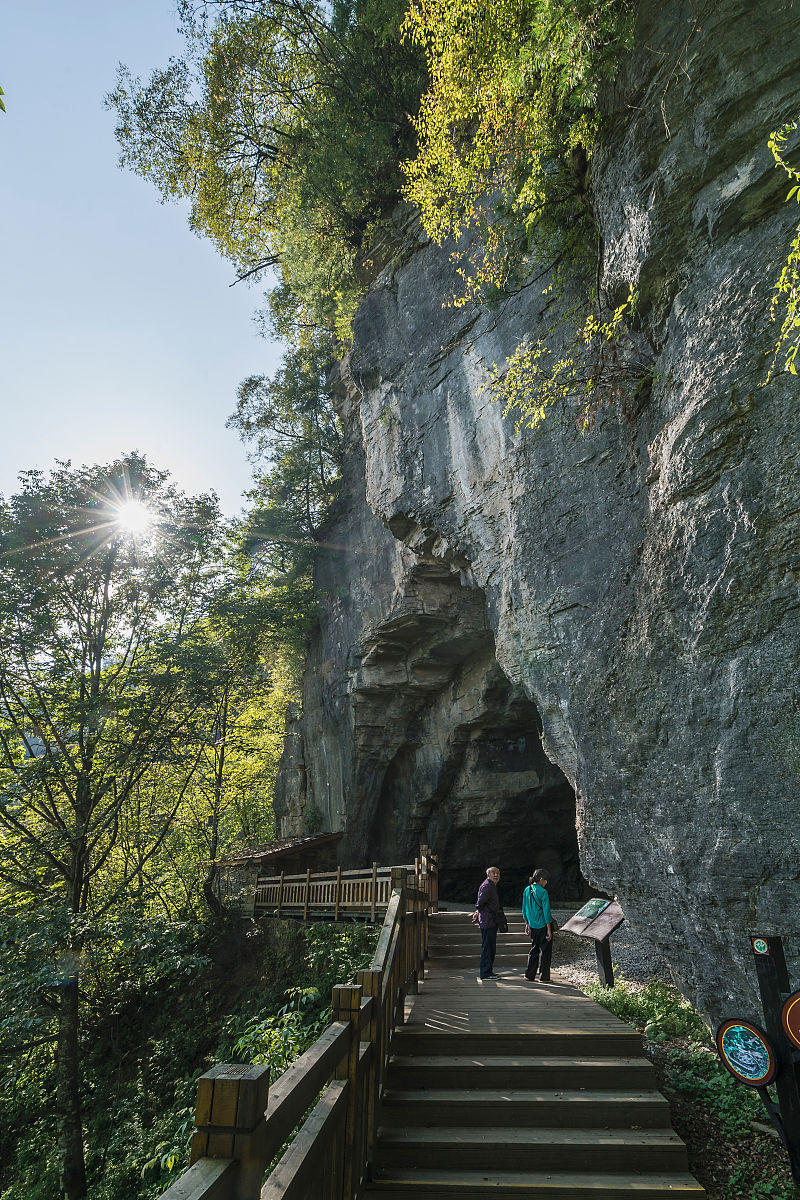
584, 976, 710, 1044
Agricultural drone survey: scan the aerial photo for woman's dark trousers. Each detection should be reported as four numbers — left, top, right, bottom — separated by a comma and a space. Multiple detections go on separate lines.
525, 927, 552, 981
479, 926, 498, 978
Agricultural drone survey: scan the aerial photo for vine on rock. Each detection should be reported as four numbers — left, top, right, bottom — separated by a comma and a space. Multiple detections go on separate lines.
766, 121, 800, 380
484, 287, 650, 433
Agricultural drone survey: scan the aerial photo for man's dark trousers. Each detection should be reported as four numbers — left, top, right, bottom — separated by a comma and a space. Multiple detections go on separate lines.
525, 927, 552, 981
479, 925, 497, 978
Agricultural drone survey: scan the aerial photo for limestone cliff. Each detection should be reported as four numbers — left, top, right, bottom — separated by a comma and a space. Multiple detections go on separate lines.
275, 0, 800, 1021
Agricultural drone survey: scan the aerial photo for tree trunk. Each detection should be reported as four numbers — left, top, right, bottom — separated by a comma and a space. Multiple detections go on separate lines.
203, 872, 224, 916
56, 976, 87, 1199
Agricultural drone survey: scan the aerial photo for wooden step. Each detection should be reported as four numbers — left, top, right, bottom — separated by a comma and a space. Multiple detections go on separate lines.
391, 1031, 643, 1057
427, 943, 531, 955
379, 1087, 672, 1128
375, 1127, 688, 1173
428, 941, 531, 952
387, 1055, 655, 1090
365, 1167, 706, 1198
427, 956, 548, 968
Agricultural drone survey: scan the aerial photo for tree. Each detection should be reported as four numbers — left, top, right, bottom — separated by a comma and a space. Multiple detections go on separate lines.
106, 0, 425, 338
402, 0, 634, 303
0, 455, 228, 1199
229, 334, 342, 557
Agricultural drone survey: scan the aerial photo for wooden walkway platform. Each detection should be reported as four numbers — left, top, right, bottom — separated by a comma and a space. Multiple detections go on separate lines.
365, 910, 706, 1199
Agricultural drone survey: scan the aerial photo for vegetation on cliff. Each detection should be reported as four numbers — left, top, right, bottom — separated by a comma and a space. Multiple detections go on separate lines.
107, 0, 426, 342
767, 120, 800, 381
402, 0, 634, 304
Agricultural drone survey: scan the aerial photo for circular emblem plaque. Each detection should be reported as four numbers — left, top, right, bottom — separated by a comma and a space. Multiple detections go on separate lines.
752, 938, 769, 955
716, 1019, 777, 1087
781, 991, 800, 1051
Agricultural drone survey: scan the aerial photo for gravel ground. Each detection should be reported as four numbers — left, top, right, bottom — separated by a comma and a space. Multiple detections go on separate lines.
548, 907, 670, 989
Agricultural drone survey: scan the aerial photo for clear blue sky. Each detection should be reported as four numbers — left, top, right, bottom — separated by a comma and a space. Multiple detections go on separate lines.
0, 1, 282, 516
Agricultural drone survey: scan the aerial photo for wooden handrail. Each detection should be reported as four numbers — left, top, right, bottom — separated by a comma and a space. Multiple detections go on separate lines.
159, 850, 437, 1200
248, 854, 438, 923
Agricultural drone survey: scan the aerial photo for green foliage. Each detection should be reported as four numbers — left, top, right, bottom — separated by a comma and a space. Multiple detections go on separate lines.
0, 455, 304, 1196
402, 0, 634, 302
231, 986, 328, 1073
0, 455, 226, 922
583, 974, 797, 1198
0, 85, 5, 113
724, 1167, 798, 1200
0, 912, 210, 1200
231, 335, 342, 558
303, 803, 325, 835
665, 1045, 762, 1138
584, 974, 710, 1044
228, 332, 344, 677
766, 121, 800, 380
302, 920, 378, 988
484, 287, 648, 431
107, 0, 425, 340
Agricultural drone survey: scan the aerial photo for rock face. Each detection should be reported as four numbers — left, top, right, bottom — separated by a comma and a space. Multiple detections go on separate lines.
275, 392, 582, 902
275, 0, 800, 1021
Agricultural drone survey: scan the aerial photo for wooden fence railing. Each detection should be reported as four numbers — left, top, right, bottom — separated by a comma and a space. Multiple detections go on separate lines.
217, 845, 438, 921
253, 846, 438, 921
158, 852, 437, 1200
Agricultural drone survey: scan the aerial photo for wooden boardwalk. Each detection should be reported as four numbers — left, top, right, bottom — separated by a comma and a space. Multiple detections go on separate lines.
365, 910, 706, 1199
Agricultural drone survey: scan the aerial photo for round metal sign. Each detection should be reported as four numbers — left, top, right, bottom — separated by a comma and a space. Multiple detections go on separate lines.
781, 990, 800, 1051
752, 938, 769, 956
715, 1018, 777, 1087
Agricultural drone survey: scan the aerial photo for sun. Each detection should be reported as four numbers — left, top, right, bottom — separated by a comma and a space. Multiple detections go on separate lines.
115, 499, 153, 537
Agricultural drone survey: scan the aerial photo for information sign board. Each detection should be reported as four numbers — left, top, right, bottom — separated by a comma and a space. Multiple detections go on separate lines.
782, 990, 800, 1051
561, 899, 625, 941
715, 1018, 778, 1087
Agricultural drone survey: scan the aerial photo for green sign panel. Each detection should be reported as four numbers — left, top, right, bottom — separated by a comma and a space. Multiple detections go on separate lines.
716, 1018, 777, 1087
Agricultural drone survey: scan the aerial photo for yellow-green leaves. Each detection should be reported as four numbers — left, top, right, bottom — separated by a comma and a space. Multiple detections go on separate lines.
766, 121, 800, 381
402, 0, 633, 303
484, 288, 640, 432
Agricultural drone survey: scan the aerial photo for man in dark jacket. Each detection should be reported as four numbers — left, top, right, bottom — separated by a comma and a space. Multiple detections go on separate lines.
475, 866, 502, 979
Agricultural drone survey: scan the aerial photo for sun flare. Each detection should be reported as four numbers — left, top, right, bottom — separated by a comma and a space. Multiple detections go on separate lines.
115, 499, 153, 537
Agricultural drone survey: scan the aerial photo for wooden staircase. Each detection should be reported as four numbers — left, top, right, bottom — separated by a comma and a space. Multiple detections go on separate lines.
364, 910, 705, 1199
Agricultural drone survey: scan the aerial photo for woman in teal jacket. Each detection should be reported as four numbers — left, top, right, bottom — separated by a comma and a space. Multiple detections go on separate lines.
522, 868, 552, 982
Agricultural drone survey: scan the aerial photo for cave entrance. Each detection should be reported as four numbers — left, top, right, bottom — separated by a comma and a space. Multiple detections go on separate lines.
420, 671, 584, 907
331, 561, 584, 909
362, 637, 584, 907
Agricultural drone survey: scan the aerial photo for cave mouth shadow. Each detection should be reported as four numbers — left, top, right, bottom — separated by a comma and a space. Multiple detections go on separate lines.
370, 670, 588, 909
350, 566, 588, 910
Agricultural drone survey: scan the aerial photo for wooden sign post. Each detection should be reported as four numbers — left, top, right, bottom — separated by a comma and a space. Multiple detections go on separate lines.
560, 899, 625, 987
749, 937, 800, 1183
714, 937, 800, 1185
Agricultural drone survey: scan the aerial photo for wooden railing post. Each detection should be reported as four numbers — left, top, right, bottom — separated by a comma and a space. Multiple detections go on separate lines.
334, 865, 342, 922
276, 870, 285, 917
303, 867, 311, 920
190, 1063, 270, 1200
370, 861, 378, 922
356, 966, 382, 1168
390, 867, 408, 1022
332, 983, 362, 1199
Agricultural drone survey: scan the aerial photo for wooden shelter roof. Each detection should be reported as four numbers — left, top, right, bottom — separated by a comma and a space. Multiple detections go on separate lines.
219, 831, 343, 867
